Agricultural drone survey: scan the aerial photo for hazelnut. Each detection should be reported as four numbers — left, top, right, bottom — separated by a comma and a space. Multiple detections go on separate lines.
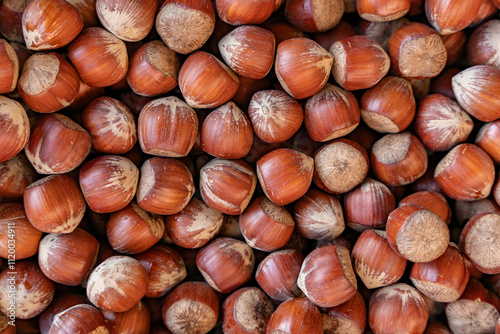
216, 0, 274, 25
156, 0, 216, 55
388, 22, 447, 79
200, 101, 253, 159
38, 228, 99, 286
305, 83, 360, 141
24, 174, 86, 233
39, 292, 88, 334
165, 198, 223, 249
0, 39, 19, 94
360, 76, 416, 133
357, 0, 410, 21
68, 27, 128, 88
326, 292, 367, 334
162, 281, 219, 334
219, 25, 275, 80
127, 40, 181, 97
434, 143, 495, 201
135, 245, 187, 298
452, 65, 500, 122
0, 203, 42, 260
293, 188, 345, 240
0, 96, 30, 163
25, 113, 91, 175
79, 155, 139, 213
0, 154, 35, 202
460, 213, 500, 274
0, 261, 55, 319
284, 0, 344, 32
371, 132, 428, 186
82, 96, 137, 154
102, 300, 151, 334
248, 89, 303, 144
255, 248, 304, 301
415, 94, 473, 151
137, 157, 194, 215
352, 229, 406, 289
178, 51, 239, 109
386, 204, 450, 263
49, 304, 111, 333
467, 19, 500, 69
445, 279, 500, 334
17, 52, 80, 113
313, 138, 370, 194
87, 256, 149, 312
297, 245, 357, 308
425, 0, 482, 35
344, 178, 395, 231
22, 0, 83, 50
330, 35, 390, 90
275, 38, 333, 99
410, 243, 469, 303
199, 158, 257, 215
475, 120, 500, 164
107, 202, 164, 254
266, 297, 323, 334
369, 283, 428, 334
138, 96, 198, 158
256, 148, 314, 206
222, 287, 274, 334
239, 196, 295, 252
196, 237, 255, 294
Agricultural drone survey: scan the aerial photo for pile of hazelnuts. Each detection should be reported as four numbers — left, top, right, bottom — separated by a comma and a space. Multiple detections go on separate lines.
1, 0, 500, 333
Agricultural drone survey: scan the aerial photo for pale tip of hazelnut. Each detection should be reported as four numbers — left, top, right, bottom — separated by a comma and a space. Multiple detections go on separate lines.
372, 132, 411, 164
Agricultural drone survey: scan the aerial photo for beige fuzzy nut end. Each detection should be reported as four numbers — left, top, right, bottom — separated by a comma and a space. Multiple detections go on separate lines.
323, 314, 361, 334
446, 299, 499, 334
399, 34, 447, 79
434, 144, 459, 177
166, 299, 218, 334
396, 209, 449, 263
314, 141, 368, 194
311, 0, 345, 32
260, 197, 295, 227
361, 109, 400, 133
234, 288, 274, 332
136, 160, 155, 204
156, 3, 215, 55
336, 246, 358, 289
4, 0, 30, 12
18, 53, 59, 95
464, 214, 500, 272
372, 132, 412, 164
410, 278, 461, 303
145, 40, 180, 78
